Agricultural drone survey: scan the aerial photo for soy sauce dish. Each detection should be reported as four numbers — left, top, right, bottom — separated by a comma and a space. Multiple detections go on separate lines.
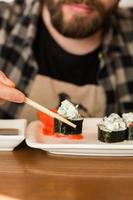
0, 119, 27, 151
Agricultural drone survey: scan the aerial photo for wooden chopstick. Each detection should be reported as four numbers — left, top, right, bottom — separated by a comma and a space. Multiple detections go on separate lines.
25, 97, 76, 128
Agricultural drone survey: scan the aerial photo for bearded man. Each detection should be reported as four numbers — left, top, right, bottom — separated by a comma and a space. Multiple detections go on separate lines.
0, 0, 132, 121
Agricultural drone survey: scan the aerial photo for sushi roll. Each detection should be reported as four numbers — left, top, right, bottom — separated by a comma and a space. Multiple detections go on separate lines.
54, 100, 83, 137
128, 122, 133, 140
98, 113, 127, 143
122, 112, 133, 140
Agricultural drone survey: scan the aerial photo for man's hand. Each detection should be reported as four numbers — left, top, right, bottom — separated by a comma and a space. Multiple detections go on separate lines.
0, 71, 25, 104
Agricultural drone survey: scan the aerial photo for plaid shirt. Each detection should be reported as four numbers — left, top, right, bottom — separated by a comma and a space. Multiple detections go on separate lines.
0, 0, 133, 119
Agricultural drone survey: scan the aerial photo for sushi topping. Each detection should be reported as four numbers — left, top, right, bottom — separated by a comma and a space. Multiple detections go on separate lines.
99, 113, 126, 132
57, 100, 81, 119
122, 112, 133, 126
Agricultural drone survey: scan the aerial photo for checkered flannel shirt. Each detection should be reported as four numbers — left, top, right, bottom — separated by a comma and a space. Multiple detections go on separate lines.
0, 0, 133, 119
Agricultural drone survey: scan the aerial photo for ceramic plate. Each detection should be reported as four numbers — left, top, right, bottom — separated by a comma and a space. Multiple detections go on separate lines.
26, 118, 133, 156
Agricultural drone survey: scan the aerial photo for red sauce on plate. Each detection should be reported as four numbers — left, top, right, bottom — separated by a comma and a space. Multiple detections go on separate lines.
54, 133, 83, 140
68, 134, 83, 140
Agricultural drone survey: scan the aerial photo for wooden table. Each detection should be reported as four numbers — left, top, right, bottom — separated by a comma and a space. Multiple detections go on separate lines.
0, 142, 133, 200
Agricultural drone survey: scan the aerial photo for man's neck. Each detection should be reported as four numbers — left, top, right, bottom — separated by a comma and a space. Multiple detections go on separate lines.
42, 6, 103, 55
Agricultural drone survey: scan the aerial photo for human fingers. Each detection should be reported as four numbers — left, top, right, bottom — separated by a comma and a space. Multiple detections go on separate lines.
0, 81, 25, 103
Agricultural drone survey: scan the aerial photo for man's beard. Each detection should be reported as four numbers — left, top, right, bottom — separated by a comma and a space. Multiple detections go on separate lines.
44, 0, 119, 39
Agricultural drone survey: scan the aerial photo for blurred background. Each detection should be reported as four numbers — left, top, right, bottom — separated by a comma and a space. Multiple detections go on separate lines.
120, 0, 133, 6
1, 0, 133, 7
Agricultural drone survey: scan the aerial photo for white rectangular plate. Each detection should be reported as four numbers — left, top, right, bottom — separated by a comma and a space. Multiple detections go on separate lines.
0, 119, 27, 151
26, 118, 133, 156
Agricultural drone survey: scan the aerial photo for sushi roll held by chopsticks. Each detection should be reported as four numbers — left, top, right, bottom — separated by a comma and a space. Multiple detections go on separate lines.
54, 100, 83, 137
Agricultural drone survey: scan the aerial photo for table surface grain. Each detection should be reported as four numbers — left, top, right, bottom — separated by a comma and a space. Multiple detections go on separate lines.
0, 142, 133, 200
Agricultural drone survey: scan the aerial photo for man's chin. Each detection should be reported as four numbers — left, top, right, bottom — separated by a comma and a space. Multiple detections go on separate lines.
52, 20, 103, 39
53, 26, 100, 39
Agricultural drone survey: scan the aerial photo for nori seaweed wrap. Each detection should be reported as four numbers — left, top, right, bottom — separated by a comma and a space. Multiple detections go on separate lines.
98, 127, 127, 143
54, 118, 83, 135
98, 113, 127, 143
